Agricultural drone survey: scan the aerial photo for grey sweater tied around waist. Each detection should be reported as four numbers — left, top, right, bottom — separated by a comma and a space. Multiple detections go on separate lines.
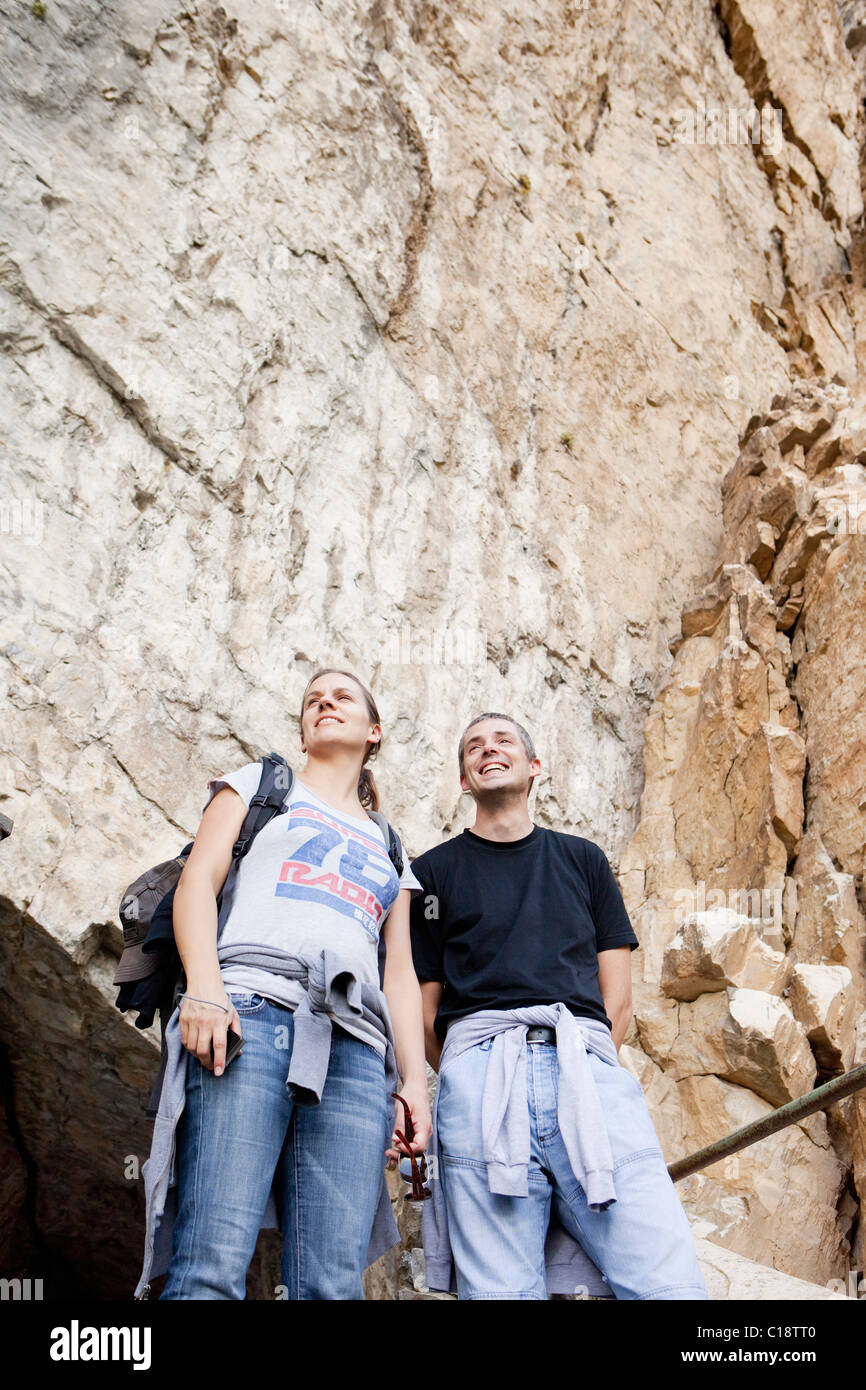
134, 945, 400, 1299
422, 1004, 621, 1299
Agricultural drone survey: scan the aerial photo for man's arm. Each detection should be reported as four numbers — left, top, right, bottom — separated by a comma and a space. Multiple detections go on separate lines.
419, 980, 443, 1071
597, 946, 632, 1051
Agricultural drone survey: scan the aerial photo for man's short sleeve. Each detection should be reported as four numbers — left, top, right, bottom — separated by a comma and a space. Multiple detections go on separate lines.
589, 844, 639, 952
408, 854, 444, 983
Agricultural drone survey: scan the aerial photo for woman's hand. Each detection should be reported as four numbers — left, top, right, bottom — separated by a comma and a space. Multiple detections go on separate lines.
179, 990, 242, 1076
387, 1078, 432, 1162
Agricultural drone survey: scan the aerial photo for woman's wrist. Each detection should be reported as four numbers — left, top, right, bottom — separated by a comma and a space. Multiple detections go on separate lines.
180, 992, 229, 1012
184, 975, 226, 1003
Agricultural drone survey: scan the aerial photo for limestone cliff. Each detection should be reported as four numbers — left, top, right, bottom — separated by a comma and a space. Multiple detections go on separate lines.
620, 378, 866, 1286
1, 0, 864, 1296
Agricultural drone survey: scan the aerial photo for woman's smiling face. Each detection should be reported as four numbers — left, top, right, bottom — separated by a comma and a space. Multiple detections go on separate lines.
300, 671, 381, 757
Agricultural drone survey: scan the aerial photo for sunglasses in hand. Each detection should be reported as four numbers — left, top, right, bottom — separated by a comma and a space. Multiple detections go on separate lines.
391, 1092, 431, 1202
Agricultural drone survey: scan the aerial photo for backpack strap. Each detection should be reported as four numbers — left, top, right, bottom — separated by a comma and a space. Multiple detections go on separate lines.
228, 753, 403, 874
231, 752, 293, 861
367, 811, 405, 988
367, 809, 404, 877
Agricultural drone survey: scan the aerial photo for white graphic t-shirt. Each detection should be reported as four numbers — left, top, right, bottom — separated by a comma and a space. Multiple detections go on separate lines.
205, 763, 422, 1054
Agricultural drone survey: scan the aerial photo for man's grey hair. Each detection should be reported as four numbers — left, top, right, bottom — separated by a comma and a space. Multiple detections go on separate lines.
458, 712, 537, 775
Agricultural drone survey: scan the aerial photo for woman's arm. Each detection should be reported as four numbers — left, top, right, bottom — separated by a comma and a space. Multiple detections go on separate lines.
382, 889, 433, 1154
173, 786, 247, 1075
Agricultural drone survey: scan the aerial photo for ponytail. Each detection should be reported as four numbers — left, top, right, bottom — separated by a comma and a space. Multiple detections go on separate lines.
358, 766, 379, 811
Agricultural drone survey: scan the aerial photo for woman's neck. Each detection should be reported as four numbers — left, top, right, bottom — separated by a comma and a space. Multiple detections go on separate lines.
298, 754, 366, 817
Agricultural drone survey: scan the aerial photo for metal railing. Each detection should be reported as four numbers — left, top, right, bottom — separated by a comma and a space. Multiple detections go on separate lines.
668, 1062, 866, 1182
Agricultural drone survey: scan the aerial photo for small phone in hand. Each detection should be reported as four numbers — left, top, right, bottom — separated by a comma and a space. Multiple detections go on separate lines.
211, 1025, 243, 1070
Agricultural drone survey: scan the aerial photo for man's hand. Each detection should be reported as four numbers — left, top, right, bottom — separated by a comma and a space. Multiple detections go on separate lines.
419, 980, 443, 1071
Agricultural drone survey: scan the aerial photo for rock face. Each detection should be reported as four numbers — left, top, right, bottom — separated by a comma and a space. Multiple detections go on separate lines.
693, 1235, 849, 1300
789, 962, 856, 1073
661, 909, 788, 1000
621, 376, 866, 1285
666, 987, 817, 1108
1, 0, 865, 1297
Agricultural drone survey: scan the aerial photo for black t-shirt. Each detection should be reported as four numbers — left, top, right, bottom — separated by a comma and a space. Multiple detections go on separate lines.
409, 825, 639, 1038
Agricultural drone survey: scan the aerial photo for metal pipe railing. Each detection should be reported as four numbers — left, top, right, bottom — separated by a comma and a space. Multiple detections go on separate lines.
668, 1062, 866, 1182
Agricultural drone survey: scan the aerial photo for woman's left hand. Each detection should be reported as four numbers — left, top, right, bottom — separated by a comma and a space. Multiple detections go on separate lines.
387, 1079, 432, 1162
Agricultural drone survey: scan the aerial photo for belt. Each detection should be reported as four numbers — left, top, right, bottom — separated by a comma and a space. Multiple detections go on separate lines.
526, 1025, 556, 1045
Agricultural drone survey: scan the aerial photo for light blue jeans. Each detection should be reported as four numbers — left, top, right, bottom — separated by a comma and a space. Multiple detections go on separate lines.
161, 991, 390, 1300
436, 1038, 708, 1300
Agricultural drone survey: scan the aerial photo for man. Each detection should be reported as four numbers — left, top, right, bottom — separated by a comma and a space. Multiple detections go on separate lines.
408, 712, 707, 1300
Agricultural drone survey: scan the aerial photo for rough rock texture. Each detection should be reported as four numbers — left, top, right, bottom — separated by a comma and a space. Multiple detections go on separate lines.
789, 961, 856, 1072
693, 1235, 849, 1300
1, 0, 866, 1296
665, 987, 817, 1107
661, 909, 788, 1000
620, 376, 866, 1285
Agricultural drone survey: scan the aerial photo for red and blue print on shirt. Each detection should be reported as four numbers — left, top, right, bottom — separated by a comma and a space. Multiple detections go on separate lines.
275, 800, 398, 940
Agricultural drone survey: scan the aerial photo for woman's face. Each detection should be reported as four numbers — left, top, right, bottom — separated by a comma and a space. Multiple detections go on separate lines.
300, 672, 380, 758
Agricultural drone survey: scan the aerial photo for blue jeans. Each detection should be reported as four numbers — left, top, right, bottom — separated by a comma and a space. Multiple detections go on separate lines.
161, 992, 390, 1300
436, 1039, 708, 1300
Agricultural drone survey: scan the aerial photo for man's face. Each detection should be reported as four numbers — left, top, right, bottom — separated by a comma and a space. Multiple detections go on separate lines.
459, 718, 540, 802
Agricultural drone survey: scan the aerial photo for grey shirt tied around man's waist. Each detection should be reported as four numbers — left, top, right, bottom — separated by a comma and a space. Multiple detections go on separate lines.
422, 1004, 621, 1299
134, 945, 400, 1299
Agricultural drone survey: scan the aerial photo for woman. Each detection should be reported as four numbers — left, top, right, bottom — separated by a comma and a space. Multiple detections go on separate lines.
156, 667, 431, 1299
